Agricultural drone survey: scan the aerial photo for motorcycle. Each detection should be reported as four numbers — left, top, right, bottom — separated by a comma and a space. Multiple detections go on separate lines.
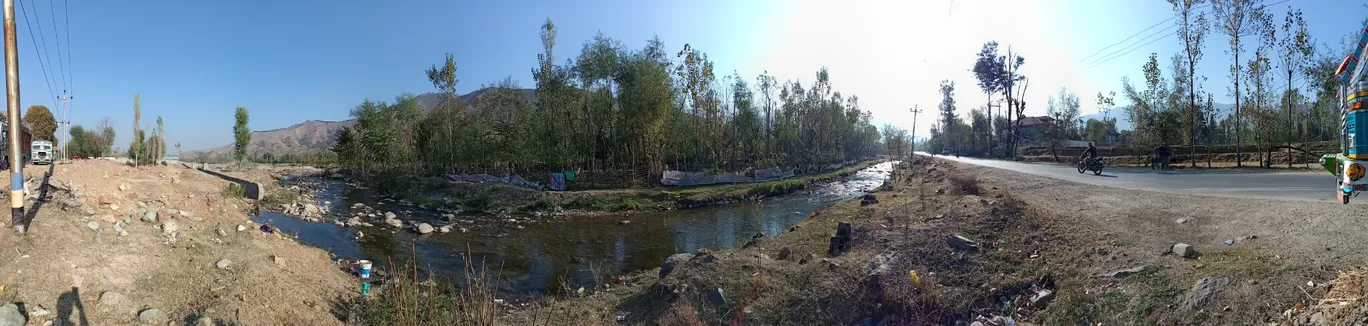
1077, 157, 1104, 175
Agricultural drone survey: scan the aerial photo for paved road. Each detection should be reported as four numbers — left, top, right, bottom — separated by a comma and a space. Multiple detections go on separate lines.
918, 152, 1342, 203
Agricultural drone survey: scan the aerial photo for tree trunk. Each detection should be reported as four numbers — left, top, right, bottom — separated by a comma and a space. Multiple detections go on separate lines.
1234, 48, 1242, 167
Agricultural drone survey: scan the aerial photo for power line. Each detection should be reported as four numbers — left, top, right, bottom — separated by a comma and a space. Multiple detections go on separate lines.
1079, 17, 1176, 63
1086, 25, 1177, 68
17, 0, 56, 110
1079, 3, 1212, 64
1080, 0, 1291, 69
45, 0, 64, 92
21, 0, 61, 98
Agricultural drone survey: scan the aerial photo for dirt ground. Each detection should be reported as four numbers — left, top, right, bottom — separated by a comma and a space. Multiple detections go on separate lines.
0, 159, 354, 325
506, 155, 1368, 325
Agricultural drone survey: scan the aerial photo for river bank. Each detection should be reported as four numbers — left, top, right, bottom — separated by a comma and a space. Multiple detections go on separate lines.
243, 162, 897, 298
308, 160, 883, 216
0, 159, 357, 325
498, 155, 1347, 325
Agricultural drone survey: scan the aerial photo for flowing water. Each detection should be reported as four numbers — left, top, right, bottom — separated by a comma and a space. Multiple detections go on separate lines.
253, 161, 896, 296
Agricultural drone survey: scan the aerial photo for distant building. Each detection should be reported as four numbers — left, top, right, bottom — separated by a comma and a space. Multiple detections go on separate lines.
1018, 116, 1053, 143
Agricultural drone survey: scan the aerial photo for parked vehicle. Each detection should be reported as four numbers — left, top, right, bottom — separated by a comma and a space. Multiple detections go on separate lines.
30, 140, 52, 165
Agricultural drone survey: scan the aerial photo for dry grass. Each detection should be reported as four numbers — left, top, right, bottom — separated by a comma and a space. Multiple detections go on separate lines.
352, 248, 501, 326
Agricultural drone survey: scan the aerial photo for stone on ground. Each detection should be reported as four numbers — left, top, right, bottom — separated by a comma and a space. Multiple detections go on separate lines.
86, 221, 100, 230
138, 308, 169, 324
1184, 276, 1230, 310
0, 303, 24, 326
215, 259, 232, 269
97, 291, 126, 307
947, 234, 980, 252
141, 209, 157, 223
1172, 243, 1196, 258
161, 220, 178, 234
659, 253, 694, 279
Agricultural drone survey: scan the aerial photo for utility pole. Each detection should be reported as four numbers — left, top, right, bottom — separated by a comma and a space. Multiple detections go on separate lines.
3, 0, 25, 234
58, 91, 70, 161
909, 105, 922, 157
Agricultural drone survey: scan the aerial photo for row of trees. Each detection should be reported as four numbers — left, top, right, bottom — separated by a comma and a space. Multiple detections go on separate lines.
332, 19, 898, 186
126, 94, 169, 165
1123, 1, 1334, 168
65, 117, 116, 158
927, 2, 1349, 168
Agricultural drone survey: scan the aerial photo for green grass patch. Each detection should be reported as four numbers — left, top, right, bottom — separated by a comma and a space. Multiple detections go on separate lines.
565, 196, 653, 212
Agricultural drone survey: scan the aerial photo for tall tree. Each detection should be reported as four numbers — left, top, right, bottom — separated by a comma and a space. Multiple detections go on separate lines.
1170, 0, 1209, 167
234, 106, 251, 167
756, 71, 777, 157
938, 80, 957, 153
129, 94, 144, 165
1275, 7, 1310, 167
1046, 88, 1082, 162
1213, 0, 1266, 167
22, 105, 56, 143
972, 41, 1006, 156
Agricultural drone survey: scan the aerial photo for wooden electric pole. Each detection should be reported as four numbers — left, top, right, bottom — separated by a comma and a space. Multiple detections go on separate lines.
909, 105, 922, 157
3, 0, 25, 234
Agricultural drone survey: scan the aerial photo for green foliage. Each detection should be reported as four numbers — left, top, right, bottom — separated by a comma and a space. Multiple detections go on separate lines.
224, 183, 246, 199
234, 106, 251, 166
333, 19, 883, 188
22, 105, 56, 142
66, 124, 109, 158
127, 94, 155, 165
464, 193, 493, 212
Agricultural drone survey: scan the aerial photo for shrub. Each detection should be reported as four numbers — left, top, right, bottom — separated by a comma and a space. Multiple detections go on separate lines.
223, 183, 246, 198
948, 175, 981, 195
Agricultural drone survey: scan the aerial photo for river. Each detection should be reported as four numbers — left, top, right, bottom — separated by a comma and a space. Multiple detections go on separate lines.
252, 161, 896, 296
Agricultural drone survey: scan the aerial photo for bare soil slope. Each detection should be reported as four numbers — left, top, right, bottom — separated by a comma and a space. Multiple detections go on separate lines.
0, 159, 354, 325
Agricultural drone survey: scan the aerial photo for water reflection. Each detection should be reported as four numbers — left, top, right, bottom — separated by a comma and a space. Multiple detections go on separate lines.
258, 161, 895, 296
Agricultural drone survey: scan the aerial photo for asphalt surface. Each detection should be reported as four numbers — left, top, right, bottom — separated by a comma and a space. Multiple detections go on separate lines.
918, 152, 1343, 203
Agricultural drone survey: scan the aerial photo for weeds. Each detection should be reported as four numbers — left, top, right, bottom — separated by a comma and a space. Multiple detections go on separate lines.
353, 251, 501, 326
464, 193, 493, 212
223, 183, 246, 198
948, 174, 981, 195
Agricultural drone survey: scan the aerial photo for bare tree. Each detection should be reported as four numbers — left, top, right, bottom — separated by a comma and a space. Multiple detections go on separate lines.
1170, 0, 1209, 167
1212, 0, 1266, 167
1275, 7, 1310, 168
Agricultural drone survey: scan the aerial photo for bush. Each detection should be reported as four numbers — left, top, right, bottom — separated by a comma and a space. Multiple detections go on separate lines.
223, 183, 246, 198
948, 175, 981, 195
464, 193, 493, 212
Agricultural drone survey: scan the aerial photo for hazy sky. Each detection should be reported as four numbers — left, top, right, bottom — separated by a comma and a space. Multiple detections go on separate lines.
5, 0, 1365, 150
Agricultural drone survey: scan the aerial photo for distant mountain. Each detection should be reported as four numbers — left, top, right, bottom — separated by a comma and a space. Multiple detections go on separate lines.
185, 89, 536, 159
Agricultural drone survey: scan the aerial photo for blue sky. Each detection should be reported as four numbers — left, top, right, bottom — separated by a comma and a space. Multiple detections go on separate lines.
5, 0, 1366, 150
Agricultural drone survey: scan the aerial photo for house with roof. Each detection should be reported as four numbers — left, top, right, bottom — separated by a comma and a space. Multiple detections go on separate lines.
1018, 116, 1053, 144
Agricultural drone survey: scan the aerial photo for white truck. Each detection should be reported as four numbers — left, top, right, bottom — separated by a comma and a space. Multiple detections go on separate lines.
30, 140, 52, 165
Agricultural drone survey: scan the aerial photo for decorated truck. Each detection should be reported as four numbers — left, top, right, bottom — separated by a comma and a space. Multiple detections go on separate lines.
1321, 26, 1368, 204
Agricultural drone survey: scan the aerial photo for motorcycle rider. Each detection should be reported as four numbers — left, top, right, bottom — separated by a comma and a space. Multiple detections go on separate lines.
1080, 142, 1098, 166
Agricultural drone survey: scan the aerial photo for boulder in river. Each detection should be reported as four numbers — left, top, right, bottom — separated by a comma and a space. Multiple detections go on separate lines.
416, 223, 434, 234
